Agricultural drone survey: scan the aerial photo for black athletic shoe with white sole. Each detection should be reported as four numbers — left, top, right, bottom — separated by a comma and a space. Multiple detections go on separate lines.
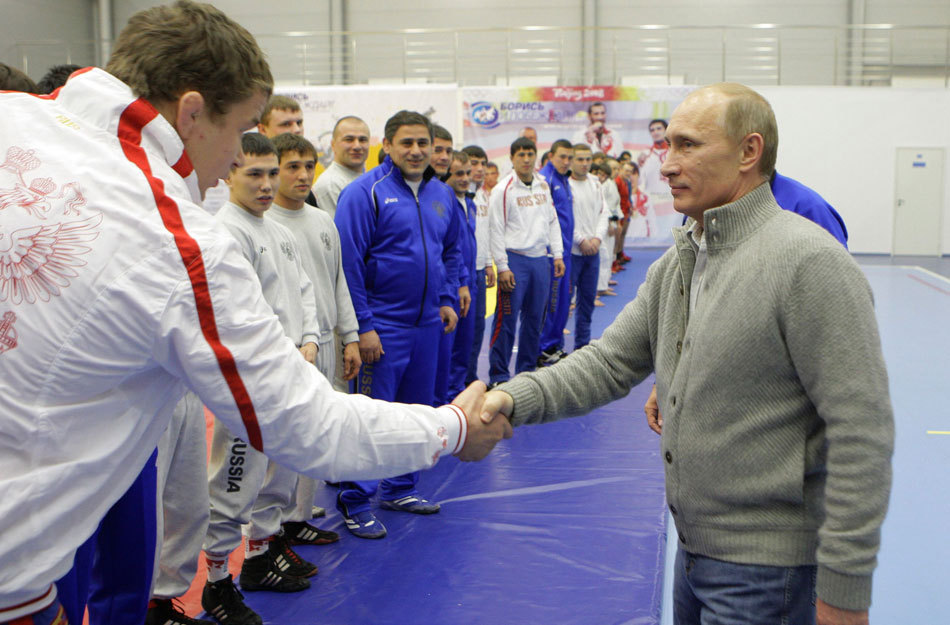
201, 575, 263, 625
146, 598, 215, 625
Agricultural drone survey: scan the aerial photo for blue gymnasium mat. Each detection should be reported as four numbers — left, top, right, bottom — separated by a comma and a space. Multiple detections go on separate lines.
217, 249, 669, 625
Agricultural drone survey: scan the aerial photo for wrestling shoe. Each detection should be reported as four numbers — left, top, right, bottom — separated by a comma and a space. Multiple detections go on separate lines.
146, 598, 215, 625
380, 495, 441, 515
201, 575, 263, 625
341, 510, 388, 539
537, 347, 563, 367
238, 550, 311, 592
270, 532, 319, 577
311, 505, 327, 518
282, 520, 340, 546
620, 252, 632, 263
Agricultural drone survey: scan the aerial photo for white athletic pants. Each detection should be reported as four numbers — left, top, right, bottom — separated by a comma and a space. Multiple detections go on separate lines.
152, 392, 209, 599
281, 340, 337, 524
203, 420, 297, 555
598, 231, 615, 292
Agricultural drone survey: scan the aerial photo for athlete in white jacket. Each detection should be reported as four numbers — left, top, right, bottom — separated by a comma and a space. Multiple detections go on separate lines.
0, 3, 508, 621
487, 138, 563, 385
567, 146, 609, 349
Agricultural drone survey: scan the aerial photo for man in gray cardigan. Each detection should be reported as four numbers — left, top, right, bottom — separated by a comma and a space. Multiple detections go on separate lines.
481, 83, 893, 625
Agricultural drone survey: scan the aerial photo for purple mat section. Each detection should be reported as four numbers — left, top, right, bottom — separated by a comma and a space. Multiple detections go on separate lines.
217, 249, 668, 625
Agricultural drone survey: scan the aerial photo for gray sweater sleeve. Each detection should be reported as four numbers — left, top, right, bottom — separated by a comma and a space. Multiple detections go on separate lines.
784, 246, 894, 610
499, 258, 661, 427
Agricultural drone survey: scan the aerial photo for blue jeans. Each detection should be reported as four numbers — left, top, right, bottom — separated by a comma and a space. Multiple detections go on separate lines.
673, 549, 816, 625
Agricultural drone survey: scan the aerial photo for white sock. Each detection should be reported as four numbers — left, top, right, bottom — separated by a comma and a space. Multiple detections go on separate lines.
205, 554, 229, 583
245, 537, 270, 559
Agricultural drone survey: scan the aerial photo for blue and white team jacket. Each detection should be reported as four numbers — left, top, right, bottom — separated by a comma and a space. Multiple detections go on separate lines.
335, 156, 462, 332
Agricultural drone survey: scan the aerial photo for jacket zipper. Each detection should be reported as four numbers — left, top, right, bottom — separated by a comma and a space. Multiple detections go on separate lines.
414, 193, 429, 326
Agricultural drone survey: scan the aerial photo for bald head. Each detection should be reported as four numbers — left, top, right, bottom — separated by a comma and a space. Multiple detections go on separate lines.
331, 116, 370, 171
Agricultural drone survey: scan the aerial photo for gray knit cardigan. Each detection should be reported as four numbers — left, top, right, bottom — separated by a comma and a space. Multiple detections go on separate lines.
500, 182, 894, 610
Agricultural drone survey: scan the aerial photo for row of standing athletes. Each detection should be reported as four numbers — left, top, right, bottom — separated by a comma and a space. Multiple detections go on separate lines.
98, 99, 630, 625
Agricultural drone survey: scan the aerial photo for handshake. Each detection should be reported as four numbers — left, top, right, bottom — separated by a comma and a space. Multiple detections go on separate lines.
449, 381, 516, 462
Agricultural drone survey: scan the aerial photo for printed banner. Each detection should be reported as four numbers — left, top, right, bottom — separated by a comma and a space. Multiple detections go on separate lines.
276, 84, 459, 178
462, 85, 693, 245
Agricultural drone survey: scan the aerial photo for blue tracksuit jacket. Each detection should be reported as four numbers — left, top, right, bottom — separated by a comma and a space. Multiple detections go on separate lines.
335, 157, 463, 331
771, 172, 849, 248
539, 161, 574, 247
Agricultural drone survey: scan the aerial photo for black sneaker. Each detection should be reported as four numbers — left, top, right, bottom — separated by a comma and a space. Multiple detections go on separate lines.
201, 575, 263, 625
146, 598, 215, 625
536, 347, 563, 367
239, 550, 311, 592
282, 520, 340, 546
271, 532, 320, 577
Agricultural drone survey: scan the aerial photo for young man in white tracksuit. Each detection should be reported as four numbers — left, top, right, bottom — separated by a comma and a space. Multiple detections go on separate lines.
202, 133, 323, 623
567, 144, 609, 349
487, 137, 564, 385
267, 133, 361, 547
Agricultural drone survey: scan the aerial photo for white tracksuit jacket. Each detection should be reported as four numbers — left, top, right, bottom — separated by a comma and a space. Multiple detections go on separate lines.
488, 171, 563, 273
567, 175, 609, 256
0, 68, 466, 619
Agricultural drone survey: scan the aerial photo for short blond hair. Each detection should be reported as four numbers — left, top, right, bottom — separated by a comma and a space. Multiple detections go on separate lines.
106, 0, 272, 117
702, 83, 778, 178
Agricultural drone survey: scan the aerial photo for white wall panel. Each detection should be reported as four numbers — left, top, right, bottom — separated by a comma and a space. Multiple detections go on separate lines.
0, 0, 94, 75
758, 86, 950, 254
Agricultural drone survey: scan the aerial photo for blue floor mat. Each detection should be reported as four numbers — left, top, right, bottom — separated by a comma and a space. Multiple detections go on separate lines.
219, 249, 669, 625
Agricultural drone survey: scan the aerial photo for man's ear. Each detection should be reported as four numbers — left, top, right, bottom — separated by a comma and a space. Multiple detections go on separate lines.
381, 138, 391, 155
175, 91, 206, 140
738, 132, 764, 174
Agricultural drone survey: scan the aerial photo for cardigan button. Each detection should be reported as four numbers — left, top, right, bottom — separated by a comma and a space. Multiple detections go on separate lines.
665, 451, 673, 464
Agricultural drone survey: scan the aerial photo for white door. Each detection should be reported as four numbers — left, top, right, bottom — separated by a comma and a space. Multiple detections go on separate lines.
893, 148, 944, 255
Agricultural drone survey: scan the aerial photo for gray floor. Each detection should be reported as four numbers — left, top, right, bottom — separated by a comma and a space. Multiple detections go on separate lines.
854, 253, 950, 278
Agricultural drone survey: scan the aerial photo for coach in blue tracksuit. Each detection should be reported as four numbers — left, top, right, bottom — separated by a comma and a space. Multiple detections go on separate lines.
537, 139, 575, 365
334, 110, 462, 540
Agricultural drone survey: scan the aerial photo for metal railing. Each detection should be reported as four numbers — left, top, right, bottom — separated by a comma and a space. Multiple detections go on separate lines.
13, 24, 950, 88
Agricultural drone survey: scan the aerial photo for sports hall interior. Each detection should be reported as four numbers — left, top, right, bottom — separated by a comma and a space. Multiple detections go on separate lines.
5, 1, 949, 623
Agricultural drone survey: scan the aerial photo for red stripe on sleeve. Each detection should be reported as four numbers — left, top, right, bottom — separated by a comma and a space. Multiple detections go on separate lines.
116, 99, 263, 451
